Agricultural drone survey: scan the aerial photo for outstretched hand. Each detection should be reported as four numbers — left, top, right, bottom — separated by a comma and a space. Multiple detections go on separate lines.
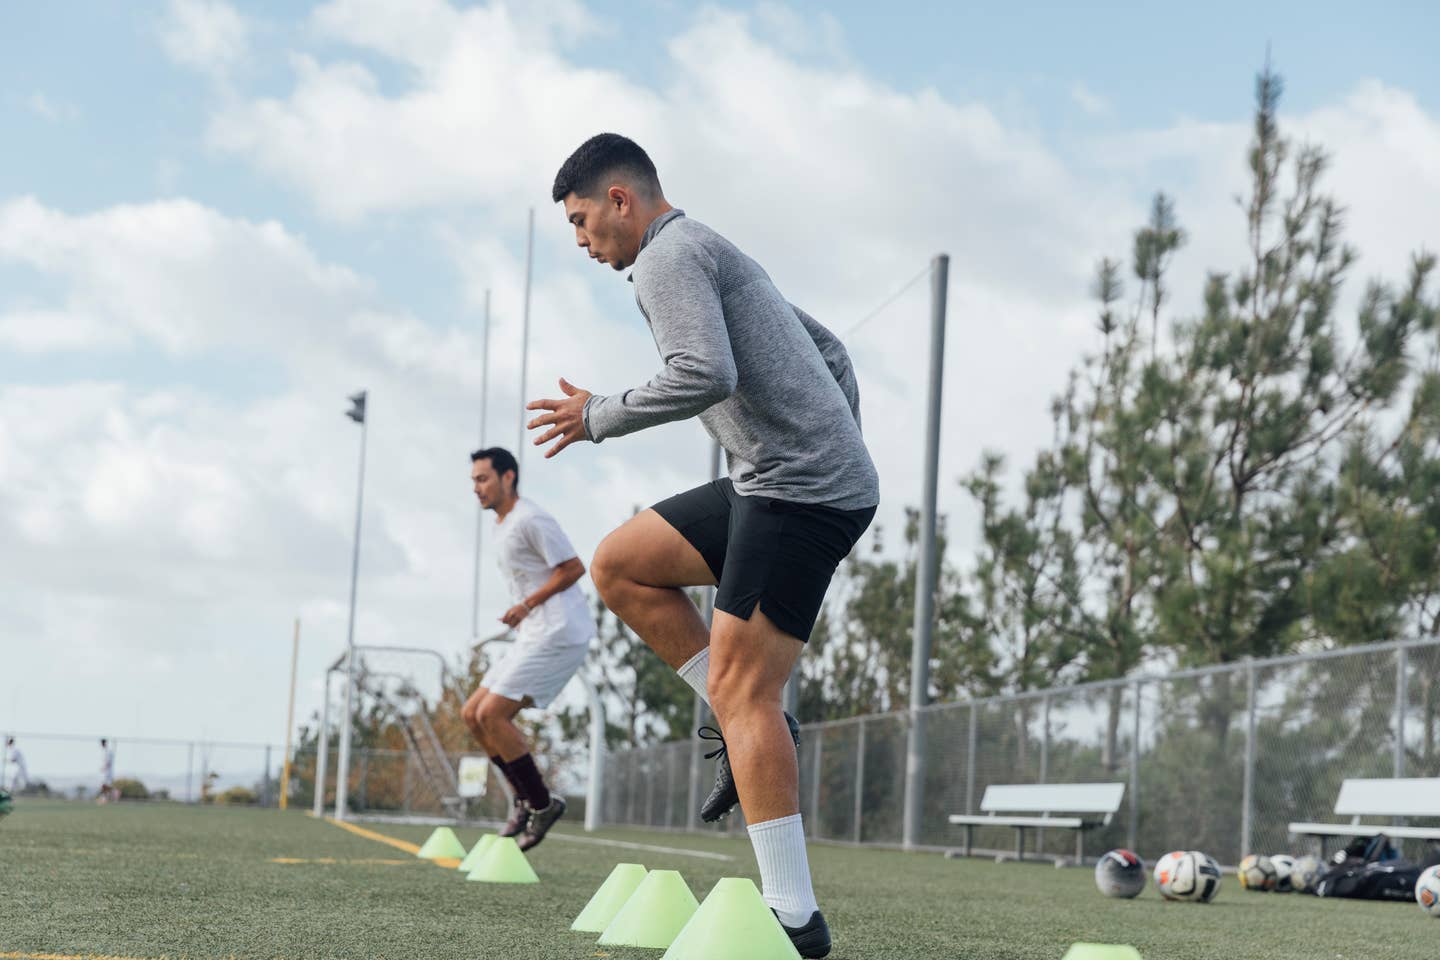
526, 378, 593, 459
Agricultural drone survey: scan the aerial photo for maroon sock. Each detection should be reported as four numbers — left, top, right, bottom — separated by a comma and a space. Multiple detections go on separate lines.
505, 753, 551, 809
491, 755, 528, 804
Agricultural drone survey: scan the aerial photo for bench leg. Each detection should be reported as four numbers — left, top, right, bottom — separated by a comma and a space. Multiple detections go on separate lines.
1016, 827, 1025, 862
1075, 829, 1083, 865
964, 824, 973, 858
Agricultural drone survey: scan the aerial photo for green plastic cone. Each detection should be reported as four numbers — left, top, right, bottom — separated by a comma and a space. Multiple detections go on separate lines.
457, 834, 497, 872
1062, 945, 1143, 960
661, 878, 799, 960
465, 836, 539, 884
597, 869, 699, 948
415, 827, 467, 860
571, 863, 648, 932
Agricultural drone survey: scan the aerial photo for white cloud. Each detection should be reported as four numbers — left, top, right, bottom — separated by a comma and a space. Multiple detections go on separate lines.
157, 0, 250, 76
1070, 82, 1109, 116
21, 92, 78, 122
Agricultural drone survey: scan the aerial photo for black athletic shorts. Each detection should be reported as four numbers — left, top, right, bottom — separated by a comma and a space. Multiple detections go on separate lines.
651, 479, 876, 642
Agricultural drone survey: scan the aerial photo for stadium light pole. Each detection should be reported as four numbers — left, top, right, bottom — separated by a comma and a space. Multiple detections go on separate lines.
335, 390, 368, 821
280, 618, 299, 811
902, 254, 949, 850
472, 289, 492, 639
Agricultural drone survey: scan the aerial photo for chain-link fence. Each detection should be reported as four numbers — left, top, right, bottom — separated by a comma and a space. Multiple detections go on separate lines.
1, 732, 281, 804
598, 638, 1440, 865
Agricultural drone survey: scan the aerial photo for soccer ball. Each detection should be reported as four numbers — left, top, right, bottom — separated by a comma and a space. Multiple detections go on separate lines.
1155, 850, 1221, 902
1417, 865, 1440, 918
1095, 849, 1146, 899
1270, 854, 1297, 893
1291, 855, 1324, 894
0, 790, 12, 818
1238, 854, 1277, 891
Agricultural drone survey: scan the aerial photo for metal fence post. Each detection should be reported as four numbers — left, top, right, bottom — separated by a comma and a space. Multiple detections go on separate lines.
1240, 659, 1257, 859
1128, 680, 1142, 852
809, 731, 824, 839
1396, 645, 1408, 779
965, 701, 978, 815
853, 717, 867, 844
186, 741, 194, 804
1038, 694, 1050, 852
263, 744, 272, 807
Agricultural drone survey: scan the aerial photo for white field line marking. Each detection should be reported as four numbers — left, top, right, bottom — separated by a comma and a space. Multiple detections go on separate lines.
546, 832, 735, 862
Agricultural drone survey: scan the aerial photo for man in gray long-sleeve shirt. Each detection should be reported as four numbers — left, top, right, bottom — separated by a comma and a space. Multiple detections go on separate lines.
528, 134, 878, 959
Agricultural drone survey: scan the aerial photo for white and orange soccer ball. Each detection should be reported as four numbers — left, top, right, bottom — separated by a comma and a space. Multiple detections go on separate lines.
1153, 850, 1222, 902
1416, 864, 1440, 918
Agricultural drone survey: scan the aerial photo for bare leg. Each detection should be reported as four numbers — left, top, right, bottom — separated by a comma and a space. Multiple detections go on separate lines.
475, 692, 533, 762
591, 509, 714, 668
707, 606, 802, 822
462, 686, 497, 755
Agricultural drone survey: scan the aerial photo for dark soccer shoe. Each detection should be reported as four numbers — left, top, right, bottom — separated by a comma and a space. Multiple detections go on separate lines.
517, 795, 566, 852
499, 796, 528, 837
777, 909, 831, 959
699, 712, 801, 823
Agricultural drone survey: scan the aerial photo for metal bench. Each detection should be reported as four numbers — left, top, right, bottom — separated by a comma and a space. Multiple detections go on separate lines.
1288, 777, 1440, 858
949, 782, 1126, 863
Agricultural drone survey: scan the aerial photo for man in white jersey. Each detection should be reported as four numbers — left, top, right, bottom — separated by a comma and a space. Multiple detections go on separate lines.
4, 738, 28, 792
462, 446, 593, 851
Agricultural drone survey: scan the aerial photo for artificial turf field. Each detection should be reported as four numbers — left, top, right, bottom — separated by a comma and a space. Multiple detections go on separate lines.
3, 799, 1433, 959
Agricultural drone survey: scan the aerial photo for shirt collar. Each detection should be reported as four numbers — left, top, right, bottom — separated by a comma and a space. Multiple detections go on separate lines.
628, 209, 685, 283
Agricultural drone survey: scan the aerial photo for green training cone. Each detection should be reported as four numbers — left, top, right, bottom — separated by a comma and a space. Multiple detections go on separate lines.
466, 836, 539, 884
457, 834, 497, 872
415, 826, 467, 860
661, 878, 800, 960
571, 863, 648, 932
1062, 945, 1143, 960
597, 869, 699, 949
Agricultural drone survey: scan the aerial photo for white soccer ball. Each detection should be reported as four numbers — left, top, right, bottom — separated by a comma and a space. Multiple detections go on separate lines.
1417, 865, 1440, 919
1291, 855, 1324, 894
1237, 854, 1277, 892
1155, 850, 1221, 903
1270, 854, 1296, 893
1095, 848, 1146, 899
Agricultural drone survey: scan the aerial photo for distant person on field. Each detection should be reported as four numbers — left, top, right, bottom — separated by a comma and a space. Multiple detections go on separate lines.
4, 737, 28, 792
461, 446, 594, 851
98, 738, 117, 803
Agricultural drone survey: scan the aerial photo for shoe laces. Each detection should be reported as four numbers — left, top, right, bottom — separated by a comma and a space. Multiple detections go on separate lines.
698, 725, 727, 761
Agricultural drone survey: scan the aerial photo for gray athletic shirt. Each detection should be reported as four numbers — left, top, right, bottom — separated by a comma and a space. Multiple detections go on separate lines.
582, 210, 880, 511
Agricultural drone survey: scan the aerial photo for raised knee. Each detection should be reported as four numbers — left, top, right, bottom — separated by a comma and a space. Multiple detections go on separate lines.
590, 535, 628, 602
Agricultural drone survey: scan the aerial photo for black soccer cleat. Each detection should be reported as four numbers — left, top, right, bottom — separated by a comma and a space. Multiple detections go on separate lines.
517, 795, 566, 852
777, 909, 831, 959
698, 712, 801, 823
499, 796, 528, 837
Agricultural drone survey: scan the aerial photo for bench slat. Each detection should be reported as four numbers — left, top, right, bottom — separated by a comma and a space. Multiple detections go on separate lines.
1333, 778, 1440, 818
979, 782, 1126, 815
949, 814, 1085, 829
1288, 821, 1440, 842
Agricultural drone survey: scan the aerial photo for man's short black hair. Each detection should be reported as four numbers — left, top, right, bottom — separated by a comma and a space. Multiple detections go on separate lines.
551, 133, 661, 204
471, 446, 519, 490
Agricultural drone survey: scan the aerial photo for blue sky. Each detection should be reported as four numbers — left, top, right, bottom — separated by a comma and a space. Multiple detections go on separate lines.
2, 1, 1437, 774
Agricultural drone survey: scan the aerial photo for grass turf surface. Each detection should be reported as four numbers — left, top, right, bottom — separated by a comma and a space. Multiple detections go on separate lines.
4, 799, 1433, 959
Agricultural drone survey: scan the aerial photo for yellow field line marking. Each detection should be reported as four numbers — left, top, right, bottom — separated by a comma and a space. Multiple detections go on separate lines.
320, 816, 461, 869
0, 953, 165, 960
268, 857, 417, 865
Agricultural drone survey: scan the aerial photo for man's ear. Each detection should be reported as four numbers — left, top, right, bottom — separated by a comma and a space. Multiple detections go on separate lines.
608, 184, 628, 214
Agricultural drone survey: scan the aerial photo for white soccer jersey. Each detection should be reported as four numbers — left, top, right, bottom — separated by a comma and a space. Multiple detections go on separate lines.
100, 745, 115, 781
493, 498, 593, 650
484, 498, 594, 708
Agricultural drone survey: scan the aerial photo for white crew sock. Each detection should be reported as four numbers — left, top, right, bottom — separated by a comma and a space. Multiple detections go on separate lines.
747, 813, 819, 927
677, 647, 711, 705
